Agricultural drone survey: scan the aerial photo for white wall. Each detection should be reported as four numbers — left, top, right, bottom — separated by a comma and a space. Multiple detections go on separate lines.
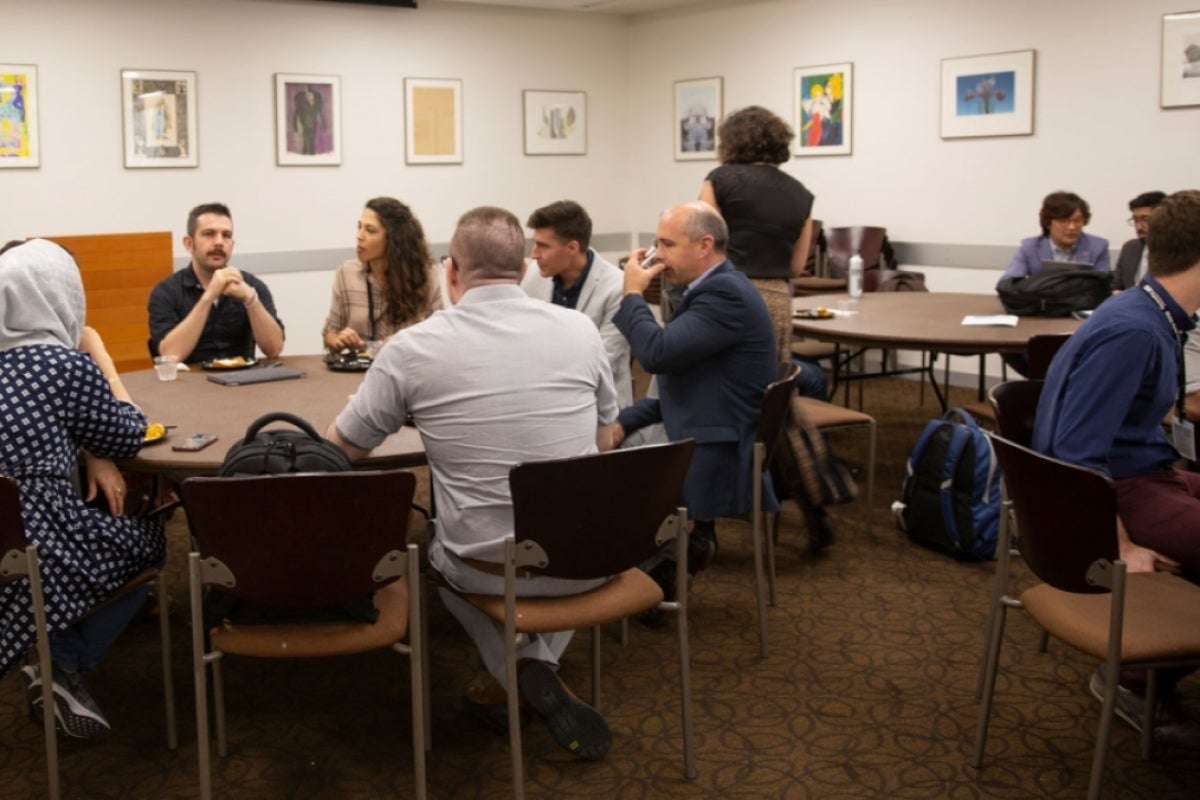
6, 0, 1197, 359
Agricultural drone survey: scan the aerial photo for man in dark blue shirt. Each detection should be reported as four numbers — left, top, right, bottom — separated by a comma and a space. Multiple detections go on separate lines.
147, 203, 285, 364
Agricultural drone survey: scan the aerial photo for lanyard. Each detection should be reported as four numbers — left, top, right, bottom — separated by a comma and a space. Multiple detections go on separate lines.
362, 278, 376, 340
1140, 282, 1187, 420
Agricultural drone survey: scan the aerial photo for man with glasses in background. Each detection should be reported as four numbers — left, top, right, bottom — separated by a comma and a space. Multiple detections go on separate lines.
1113, 191, 1168, 291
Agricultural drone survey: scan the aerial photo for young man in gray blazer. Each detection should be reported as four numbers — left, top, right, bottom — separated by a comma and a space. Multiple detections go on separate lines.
1113, 191, 1167, 291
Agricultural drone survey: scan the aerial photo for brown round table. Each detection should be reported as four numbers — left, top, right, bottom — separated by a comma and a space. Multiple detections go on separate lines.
121, 354, 425, 479
792, 292, 1081, 408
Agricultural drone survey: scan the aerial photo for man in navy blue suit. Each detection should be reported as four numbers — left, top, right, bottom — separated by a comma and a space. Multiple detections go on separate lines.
613, 201, 778, 603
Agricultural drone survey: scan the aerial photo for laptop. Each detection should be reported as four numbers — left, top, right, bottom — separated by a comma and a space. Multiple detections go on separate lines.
1039, 260, 1083, 275
206, 365, 307, 386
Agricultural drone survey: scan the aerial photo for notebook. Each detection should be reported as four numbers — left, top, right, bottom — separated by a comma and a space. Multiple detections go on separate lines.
206, 365, 307, 386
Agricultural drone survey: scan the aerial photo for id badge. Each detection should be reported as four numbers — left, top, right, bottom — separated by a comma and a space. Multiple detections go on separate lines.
1171, 417, 1196, 461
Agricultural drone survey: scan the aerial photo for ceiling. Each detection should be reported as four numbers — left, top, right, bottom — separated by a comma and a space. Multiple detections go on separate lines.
436, 0, 717, 16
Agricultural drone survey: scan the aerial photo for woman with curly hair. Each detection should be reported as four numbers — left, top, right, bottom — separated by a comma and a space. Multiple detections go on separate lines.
323, 197, 442, 351
699, 105, 815, 369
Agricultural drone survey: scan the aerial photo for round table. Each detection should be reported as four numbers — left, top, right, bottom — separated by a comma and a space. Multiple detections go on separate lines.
121, 354, 425, 478
791, 293, 1081, 408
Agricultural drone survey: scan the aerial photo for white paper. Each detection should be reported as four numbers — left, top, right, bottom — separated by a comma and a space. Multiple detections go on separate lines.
961, 315, 1018, 327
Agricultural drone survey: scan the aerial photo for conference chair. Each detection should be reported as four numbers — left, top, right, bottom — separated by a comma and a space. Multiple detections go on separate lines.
788, 397, 876, 545
181, 470, 425, 800
971, 436, 1200, 800
0, 475, 176, 800
958, 333, 1067, 423
434, 439, 695, 800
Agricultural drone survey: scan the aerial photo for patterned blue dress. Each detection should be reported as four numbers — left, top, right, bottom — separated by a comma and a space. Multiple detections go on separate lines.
0, 345, 164, 676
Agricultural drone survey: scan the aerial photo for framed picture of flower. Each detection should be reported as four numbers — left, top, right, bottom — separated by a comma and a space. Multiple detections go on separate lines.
940, 50, 1035, 139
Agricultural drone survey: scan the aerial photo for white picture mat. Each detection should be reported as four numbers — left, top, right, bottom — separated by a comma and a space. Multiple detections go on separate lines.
1161, 11, 1200, 108
940, 50, 1034, 139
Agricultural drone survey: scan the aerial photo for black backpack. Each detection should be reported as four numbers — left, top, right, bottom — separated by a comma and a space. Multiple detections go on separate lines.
996, 269, 1111, 317
218, 412, 351, 476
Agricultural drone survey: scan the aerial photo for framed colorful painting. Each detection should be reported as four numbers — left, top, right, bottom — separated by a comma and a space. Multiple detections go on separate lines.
523, 90, 586, 155
940, 50, 1035, 139
793, 63, 852, 157
120, 68, 198, 167
405, 77, 462, 165
1161, 10, 1200, 108
0, 64, 39, 168
275, 73, 341, 166
673, 77, 721, 160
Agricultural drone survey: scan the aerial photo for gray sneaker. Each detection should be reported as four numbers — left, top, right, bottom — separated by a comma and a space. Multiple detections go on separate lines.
1088, 667, 1200, 750
25, 664, 111, 739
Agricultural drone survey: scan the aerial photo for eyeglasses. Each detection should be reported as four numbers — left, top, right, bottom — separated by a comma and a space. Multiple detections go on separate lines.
1128, 216, 1153, 226
1052, 217, 1086, 228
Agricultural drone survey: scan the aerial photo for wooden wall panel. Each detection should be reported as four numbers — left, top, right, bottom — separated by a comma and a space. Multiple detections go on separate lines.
40, 232, 173, 373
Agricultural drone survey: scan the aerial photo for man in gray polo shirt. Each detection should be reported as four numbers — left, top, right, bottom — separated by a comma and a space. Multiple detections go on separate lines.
327, 206, 619, 760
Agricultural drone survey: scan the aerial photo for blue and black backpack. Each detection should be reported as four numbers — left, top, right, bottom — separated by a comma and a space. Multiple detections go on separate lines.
894, 408, 1000, 561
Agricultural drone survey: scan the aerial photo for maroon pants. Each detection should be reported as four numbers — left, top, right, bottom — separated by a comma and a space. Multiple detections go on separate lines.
1115, 468, 1200, 580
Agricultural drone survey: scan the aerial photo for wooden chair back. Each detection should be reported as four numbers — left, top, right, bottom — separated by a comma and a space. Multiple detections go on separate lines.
181, 470, 416, 608
759, 370, 798, 467
989, 435, 1117, 594
988, 379, 1044, 446
826, 225, 887, 278
1027, 333, 1071, 380
39, 232, 173, 372
508, 439, 694, 580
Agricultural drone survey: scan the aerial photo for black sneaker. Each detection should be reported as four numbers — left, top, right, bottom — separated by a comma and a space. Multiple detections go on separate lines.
517, 660, 611, 761
40, 665, 111, 739
687, 523, 718, 575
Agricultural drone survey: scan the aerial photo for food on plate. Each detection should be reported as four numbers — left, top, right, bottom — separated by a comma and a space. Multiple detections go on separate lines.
143, 423, 167, 442
212, 356, 250, 368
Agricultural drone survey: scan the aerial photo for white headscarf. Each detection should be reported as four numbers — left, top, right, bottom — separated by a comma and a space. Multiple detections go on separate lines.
0, 239, 86, 352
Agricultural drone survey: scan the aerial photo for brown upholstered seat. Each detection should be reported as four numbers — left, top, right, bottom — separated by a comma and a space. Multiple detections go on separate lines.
791, 396, 876, 539
438, 440, 695, 800
972, 437, 1200, 800
180, 470, 425, 800
0, 476, 176, 800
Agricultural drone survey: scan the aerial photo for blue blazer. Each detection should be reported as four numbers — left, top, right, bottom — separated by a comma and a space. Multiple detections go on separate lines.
615, 261, 778, 520
1001, 232, 1111, 281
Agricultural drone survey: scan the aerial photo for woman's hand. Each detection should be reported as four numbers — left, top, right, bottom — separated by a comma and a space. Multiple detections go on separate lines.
328, 327, 365, 351
83, 452, 126, 516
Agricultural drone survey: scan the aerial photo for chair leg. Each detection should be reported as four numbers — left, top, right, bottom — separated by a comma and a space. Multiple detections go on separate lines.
619, 616, 629, 647
1142, 669, 1157, 760
212, 659, 227, 758
864, 421, 877, 539
674, 520, 697, 780
591, 626, 602, 709
503, 544, 525, 800
156, 572, 178, 750
407, 552, 427, 800
970, 599, 1009, 768
1088, 661, 1121, 800
28, 552, 60, 800
188, 554, 213, 800
765, 510, 779, 607
751, 444, 769, 659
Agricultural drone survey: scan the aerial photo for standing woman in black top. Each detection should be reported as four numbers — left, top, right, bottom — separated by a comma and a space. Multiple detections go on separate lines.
699, 105, 815, 369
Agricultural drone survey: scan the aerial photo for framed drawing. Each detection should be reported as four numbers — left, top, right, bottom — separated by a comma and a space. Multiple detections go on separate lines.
1161, 10, 1200, 108
120, 68, 198, 168
0, 64, 39, 168
405, 78, 462, 165
793, 63, 852, 156
673, 77, 721, 160
940, 50, 1035, 139
523, 90, 586, 155
275, 73, 341, 165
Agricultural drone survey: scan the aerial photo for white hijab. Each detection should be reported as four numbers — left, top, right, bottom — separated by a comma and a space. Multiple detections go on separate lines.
0, 239, 85, 352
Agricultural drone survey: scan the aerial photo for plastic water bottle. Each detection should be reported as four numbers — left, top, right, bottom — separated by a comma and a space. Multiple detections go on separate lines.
848, 252, 864, 298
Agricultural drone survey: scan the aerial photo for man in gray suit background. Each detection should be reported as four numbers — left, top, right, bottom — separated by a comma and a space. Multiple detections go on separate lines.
1113, 191, 1167, 291
522, 200, 633, 407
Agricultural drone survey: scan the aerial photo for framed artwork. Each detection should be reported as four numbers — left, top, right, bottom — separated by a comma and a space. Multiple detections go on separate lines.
1161, 10, 1200, 108
523, 90, 586, 155
940, 50, 1035, 139
673, 77, 721, 160
275, 73, 341, 166
120, 68, 198, 168
0, 64, 39, 168
793, 63, 852, 156
405, 78, 462, 165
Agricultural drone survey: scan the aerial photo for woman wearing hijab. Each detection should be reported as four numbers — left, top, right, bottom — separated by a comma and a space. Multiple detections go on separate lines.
0, 239, 164, 738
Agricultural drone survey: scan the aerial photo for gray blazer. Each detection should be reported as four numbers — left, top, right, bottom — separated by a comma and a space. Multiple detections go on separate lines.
521, 250, 632, 407
1113, 238, 1144, 291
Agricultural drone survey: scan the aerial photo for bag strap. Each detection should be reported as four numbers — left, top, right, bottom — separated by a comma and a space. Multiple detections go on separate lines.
944, 407, 980, 430
242, 411, 323, 442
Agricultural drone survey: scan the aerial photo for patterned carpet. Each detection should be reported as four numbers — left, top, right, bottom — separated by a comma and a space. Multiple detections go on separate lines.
2, 375, 1198, 799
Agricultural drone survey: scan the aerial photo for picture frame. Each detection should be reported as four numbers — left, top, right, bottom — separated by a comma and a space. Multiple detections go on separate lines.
1161, 10, 1200, 108
793, 63, 852, 157
523, 90, 587, 155
405, 77, 462, 165
673, 77, 722, 160
0, 64, 39, 168
120, 68, 198, 168
274, 73, 341, 166
940, 50, 1035, 139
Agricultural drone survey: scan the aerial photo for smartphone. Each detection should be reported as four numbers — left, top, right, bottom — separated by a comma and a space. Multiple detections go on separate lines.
172, 433, 219, 452
640, 246, 658, 267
